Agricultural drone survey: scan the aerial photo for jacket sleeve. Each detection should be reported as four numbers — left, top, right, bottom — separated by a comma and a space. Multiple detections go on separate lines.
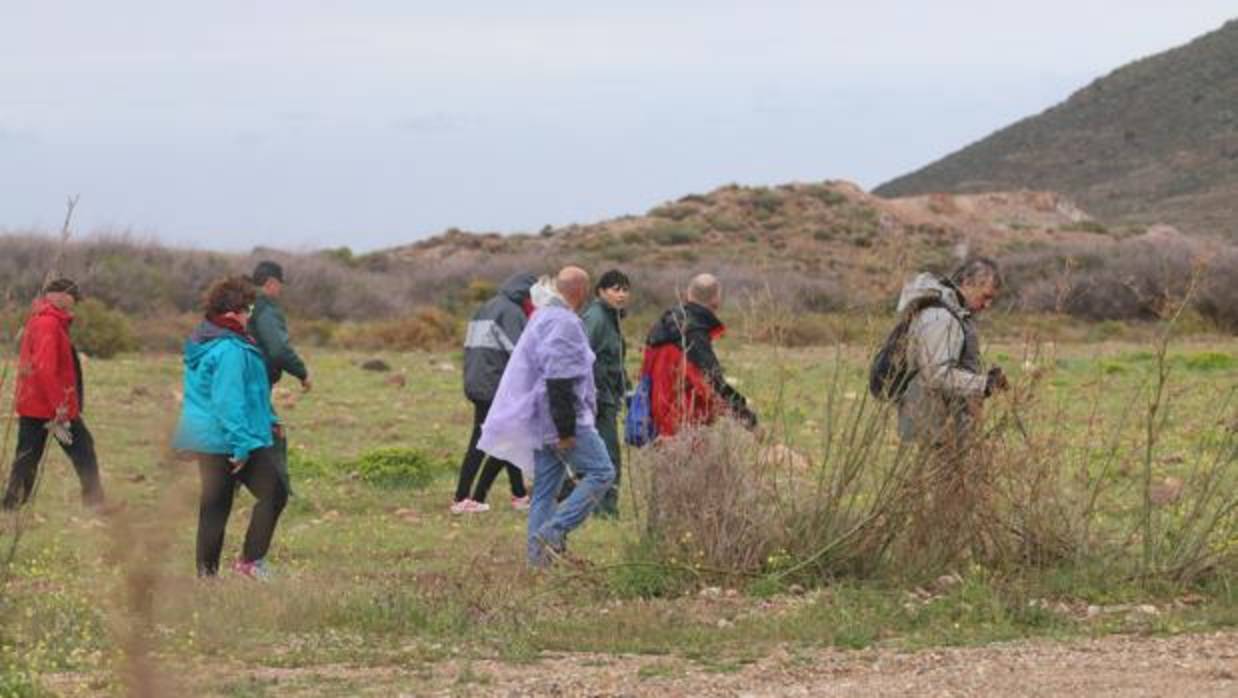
253, 307, 308, 381
546, 378, 577, 438
909, 308, 986, 398
209, 347, 261, 462
684, 327, 757, 427
491, 304, 525, 355
27, 317, 75, 416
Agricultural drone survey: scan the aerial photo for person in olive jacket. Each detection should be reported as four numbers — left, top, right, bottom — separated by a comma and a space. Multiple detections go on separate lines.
581, 269, 631, 517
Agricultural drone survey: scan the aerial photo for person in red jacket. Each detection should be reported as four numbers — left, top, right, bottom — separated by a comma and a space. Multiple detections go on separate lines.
641, 273, 757, 438
2, 278, 109, 510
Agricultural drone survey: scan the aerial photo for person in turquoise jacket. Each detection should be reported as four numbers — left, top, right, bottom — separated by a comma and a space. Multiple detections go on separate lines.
174, 276, 287, 580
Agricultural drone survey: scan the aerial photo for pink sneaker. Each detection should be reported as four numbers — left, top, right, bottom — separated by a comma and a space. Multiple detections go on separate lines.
449, 499, 490, 514
231, 558, 272, 581
511, 495, 531, 511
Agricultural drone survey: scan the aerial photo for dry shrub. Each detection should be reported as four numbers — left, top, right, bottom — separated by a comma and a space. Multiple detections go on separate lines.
332, 307, 459, 351
637, 421, 783, 576
1194, 246, 1238, 331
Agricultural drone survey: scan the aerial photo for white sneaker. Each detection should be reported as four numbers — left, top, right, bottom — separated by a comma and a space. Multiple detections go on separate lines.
511, 495, 531, 511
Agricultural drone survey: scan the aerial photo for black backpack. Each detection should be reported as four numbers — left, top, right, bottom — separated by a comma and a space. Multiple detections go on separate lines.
868, 298, 953, 402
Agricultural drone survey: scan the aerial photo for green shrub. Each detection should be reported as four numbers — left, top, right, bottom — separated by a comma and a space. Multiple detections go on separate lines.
1062, 220, 1109, 235
750, 188, 783, 215
466, 279, 497, 303
72, 298, 137, 358
810, 188, 848, 207
1179, 351, 1234, 372
333, 308, 458, 351
648, 203, 696, 221
349, 447, 444, 489
650, 224, 702, 246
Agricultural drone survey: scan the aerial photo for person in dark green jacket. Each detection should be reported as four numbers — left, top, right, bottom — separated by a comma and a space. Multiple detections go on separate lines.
246, 261, 311, 491
581, 269, 631, 517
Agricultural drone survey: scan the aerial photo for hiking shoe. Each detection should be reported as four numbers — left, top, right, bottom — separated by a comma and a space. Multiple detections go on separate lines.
511, 495, 531, 511
232, 558, 273, 581
449, 499, 490, 514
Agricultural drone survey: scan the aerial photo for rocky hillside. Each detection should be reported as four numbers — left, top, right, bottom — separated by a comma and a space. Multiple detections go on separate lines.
875, 19, 1238, 242
382, 181, 1115, 309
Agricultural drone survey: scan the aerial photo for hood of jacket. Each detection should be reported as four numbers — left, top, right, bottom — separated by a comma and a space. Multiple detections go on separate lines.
530, 277, 572, 311
647, 302, 723, 347
30, 298, 73, 326
896, 273, 969, 317
184, 320, 257, 370
499, 272, 537, 306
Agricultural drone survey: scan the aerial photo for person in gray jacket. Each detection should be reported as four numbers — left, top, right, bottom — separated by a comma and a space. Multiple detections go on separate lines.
896, 258, 1009, 450
451, 272, 537, 513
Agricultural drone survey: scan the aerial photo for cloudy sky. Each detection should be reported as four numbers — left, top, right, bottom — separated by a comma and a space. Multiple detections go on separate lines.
2, 1, 1234, 251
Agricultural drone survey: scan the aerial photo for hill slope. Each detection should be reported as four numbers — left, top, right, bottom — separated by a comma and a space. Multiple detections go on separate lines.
875, 19, 1238, 241
381, 181, 1111, 310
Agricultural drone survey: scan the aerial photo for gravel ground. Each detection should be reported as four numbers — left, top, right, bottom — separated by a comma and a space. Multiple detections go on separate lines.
42, 631, 1237, 696
463, 632, 1236, 697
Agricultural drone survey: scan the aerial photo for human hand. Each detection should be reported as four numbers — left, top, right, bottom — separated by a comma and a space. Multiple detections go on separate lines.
46, 419, 73, 446
985, 367, 1009, 396
556, 436, 576, 453
229, 457, 246, 474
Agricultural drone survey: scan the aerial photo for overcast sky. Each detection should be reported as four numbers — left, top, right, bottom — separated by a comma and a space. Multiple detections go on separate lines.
1, 2, 1234, 251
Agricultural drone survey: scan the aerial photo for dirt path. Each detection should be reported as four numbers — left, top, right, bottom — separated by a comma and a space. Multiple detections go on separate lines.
184, 631, 1238, 696
42, 631, 1237, 696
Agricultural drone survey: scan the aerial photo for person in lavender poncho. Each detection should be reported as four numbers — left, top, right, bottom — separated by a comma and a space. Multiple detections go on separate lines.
478, 267, 615, 567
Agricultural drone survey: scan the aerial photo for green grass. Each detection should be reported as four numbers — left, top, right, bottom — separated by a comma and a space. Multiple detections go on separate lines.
0, 338, 1233, 694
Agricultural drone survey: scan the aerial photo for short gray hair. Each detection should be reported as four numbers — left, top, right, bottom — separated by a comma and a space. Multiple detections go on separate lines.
950, 257, 1003, 289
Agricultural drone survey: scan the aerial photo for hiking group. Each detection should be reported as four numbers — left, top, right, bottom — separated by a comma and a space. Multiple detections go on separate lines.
2, 257, 1007, 574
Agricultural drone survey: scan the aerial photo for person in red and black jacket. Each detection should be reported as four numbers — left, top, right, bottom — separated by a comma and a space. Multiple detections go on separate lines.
641, 274, 757, 438
3, 278, 110, 510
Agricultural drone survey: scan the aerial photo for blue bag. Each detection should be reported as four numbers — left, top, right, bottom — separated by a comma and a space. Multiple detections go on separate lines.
624, 374, 657, 447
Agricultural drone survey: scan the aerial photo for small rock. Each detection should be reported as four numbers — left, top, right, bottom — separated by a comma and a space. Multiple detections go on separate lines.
128, 473, 147, 483
361, 358, 391, 372
1135, 604, 1159, 616
788, 584, 805, 595
699, 586, 722, 598
385, 374, 407, 388
1086, 604, 1101, 618
724, 588, 739, 598
1150, 476, 1184, 506
435, 362, 455, 373
716, 618, 734, 629
934, 573, 963, 591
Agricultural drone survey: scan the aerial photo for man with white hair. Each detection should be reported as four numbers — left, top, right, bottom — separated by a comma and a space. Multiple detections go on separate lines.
479, 267, 615, 567
640, 273, 756, 439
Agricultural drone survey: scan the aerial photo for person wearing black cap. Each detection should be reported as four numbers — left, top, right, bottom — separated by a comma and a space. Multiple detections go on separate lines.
247, 261, 310, 491
3, 278, 111, 511
247, 261, 310, 392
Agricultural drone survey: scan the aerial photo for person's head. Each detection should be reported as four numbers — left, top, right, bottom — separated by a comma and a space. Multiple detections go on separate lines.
250, 260, 285, 298
204, 276, 258, 321
949, 257, 1003, 313
685, 273, 722, 311
595, 269, 631, 310
42, 278, 81, 310
555, 266, 591, 311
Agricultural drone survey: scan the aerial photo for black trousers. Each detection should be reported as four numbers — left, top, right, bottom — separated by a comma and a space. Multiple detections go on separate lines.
454, 399, 527, 502
3, 417, 103, 509
196, 448, 288, 576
